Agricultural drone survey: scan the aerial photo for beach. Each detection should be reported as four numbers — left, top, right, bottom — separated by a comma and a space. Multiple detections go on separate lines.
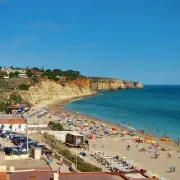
43, 98, 180, 180
24, 92, 180, 180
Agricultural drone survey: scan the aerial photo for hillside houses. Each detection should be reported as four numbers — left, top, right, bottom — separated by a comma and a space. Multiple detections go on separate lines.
0, 67, 26, 75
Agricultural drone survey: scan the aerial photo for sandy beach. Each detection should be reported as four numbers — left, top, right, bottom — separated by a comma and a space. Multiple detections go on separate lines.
30, 98, 180, 180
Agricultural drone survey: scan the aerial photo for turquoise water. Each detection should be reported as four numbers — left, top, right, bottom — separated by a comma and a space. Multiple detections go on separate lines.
64, 85, 180, 140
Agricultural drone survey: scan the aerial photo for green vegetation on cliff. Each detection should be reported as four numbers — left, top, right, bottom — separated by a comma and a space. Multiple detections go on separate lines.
0, 92, 23, 111
26, 67, 83, 81
18, 83, 30, 90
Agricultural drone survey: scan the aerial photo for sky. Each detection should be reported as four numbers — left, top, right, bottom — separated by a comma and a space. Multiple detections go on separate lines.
0, 0, 180, 85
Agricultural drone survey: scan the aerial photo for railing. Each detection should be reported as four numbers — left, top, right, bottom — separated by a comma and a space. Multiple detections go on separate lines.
54, 153, 80, 173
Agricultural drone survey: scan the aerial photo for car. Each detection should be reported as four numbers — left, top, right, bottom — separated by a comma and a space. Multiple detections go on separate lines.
22, 141, 36, 149
3, 147, 20, 155
34, 142, 42, 147
0, 129, 5, 136
11, 134, 21, 142
1, 131, 14, 139
1, 133, 7, 138
9, 133, 19, 140
13, 137, 32, 145
14, 146, 27, 154
35, 144, 52, 155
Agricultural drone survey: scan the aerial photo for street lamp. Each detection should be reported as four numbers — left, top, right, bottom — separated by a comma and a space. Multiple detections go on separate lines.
22, 115, 28, 154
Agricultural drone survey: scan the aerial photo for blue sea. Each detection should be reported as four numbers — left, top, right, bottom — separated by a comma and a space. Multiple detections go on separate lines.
64, 85, 180, 140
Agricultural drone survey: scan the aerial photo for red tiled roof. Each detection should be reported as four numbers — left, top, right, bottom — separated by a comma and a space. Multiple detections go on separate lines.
8, 171, 158, 180
7, 105, 24, 109
0, 172, 7, 180
8, 171, 123, 180
0, 117, 26, 124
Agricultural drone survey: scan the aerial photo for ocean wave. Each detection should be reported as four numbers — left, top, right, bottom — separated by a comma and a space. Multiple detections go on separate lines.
121, 124, 137, 131
70, 98, 83, 102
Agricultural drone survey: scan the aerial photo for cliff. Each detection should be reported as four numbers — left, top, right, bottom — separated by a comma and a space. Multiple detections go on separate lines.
90, 78, 143, 90
20, 77, 143, 105
20, 78, 95, 105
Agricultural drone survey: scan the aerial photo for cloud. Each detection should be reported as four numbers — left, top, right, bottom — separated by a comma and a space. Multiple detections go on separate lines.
24, 22, 71, 31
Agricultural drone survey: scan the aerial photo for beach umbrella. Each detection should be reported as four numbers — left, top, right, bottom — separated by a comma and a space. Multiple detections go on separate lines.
121, 157, 127, 159
133, 163, 139, 167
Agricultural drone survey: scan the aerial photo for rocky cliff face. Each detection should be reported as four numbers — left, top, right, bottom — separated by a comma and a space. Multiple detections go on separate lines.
20, 78, 95, 105
20, 77, 143, 105
90, 78, 143, 90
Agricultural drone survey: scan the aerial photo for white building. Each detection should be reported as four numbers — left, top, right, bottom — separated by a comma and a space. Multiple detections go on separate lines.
18, 73, 28, 78
1, 67, 26, 75
3, 76, 9, 79
0, 115, 26, 132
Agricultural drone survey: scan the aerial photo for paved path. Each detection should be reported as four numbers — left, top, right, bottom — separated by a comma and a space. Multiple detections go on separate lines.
49, 158, 70, 172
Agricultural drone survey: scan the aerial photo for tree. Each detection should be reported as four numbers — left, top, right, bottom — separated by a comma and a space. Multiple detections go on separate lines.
9, 66, 14, 69
9, 71, 20, 78
26, 69, 33, 77
46, 69, 52, 73
52, 69, 64, 76
65, 69, 81, 80
0, 70, 7, 79
32, 67, 40, 71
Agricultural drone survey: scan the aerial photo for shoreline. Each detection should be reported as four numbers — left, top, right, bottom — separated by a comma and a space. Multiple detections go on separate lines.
46, 96, 180, 152
39, 94, 180, 179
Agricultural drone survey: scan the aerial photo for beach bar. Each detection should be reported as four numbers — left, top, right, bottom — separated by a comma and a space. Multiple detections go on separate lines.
5, 104, 29, 114
65, 132, 85, 147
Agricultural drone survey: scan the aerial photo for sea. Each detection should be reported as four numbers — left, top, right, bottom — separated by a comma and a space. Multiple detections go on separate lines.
64, 85, 180, 141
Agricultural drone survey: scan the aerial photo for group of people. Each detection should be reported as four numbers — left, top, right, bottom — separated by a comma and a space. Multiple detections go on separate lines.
167, 166, 176, 173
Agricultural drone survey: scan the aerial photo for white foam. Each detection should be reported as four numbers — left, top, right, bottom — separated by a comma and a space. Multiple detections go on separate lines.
70, 98, 83, 102
122, 124, 137, 131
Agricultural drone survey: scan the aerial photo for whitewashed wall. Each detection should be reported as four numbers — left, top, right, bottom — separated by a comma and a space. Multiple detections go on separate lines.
0, 124, 26, 132
28, 130, 75, 143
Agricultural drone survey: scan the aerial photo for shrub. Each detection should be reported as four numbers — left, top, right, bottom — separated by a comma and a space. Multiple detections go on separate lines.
48, 121, 64, 131
19, 83, 30, 90
31, 76, 39, 83
0, 101, 11, 112
9, 93, 22, 103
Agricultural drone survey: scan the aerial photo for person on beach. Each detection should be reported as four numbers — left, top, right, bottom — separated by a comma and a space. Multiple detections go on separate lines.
57, 167, 61, 173
126, 145, 130, 150
60, 157, 63, 166
167, 166, 175, 173
139, 147, 146, 152
93, 140, 96, 148
167, 152, 172, 158
173, 166, 176, 172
